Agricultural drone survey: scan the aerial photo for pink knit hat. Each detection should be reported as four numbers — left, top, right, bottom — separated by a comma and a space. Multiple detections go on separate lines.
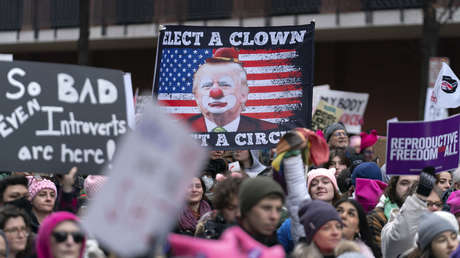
84, 175, 107, 198
307, 168, 339, 192
355, 178, 388, 213
360, 130, 378, 152
28, 177, 57, 201
349, 135, 361, 148
169, 226, 284, 258
36, 211, 86, 258
447, 190, 460, 215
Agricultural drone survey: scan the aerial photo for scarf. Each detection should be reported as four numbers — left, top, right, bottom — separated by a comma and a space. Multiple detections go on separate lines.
179, 200, 212, 232
383, 196, 399, 220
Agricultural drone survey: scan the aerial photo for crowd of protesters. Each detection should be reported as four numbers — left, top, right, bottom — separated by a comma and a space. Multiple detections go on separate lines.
170, 122, 460, 258
1, 121, 460, 258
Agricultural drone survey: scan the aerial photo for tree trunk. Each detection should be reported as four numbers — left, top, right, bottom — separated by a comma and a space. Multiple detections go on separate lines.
419, 0, 440, 119
78, 0, 90, 66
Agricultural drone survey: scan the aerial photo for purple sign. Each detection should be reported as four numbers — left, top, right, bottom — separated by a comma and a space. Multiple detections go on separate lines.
386, 114, 460, 175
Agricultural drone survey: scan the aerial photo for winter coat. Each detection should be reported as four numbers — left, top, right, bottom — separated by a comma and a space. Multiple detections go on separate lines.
244, 150, 272, 177
381, 195, 428, 258
195, 210, 234, 239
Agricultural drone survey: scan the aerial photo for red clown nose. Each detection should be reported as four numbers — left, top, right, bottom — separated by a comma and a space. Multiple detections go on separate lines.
210, 87, 224, 99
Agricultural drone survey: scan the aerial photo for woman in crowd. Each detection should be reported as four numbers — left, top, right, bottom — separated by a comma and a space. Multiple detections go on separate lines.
292, 200, 343, 258
335, 198, 377, 257
360, 130, 378, 163
36, 211, 86, 258
436, 171, 452, 192
28, 178, 57, 225
307, 168, 341, 205
177, 177, 212, 235
277, 168, 341, 253
325, 149, 351, 177
0, 205, 34, 258
401, 211, 459, 258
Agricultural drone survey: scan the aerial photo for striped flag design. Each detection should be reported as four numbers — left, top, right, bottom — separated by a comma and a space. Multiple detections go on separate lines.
156, 48, 303, 124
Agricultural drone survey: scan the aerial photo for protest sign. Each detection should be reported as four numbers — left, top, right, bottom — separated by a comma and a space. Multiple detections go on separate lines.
373, 137, 387, 167
425, 57, 449, 121
425, 87, 448, 121
317, 89, 369, 134
0, 61, 129, 174
311, 100, 344, 131
134, 95, 153, 115
386, 114, 460, 175
0, 54, 13, 61
82, 99, 207, 257
153, 24, 315, 150
312, 84, 330, 113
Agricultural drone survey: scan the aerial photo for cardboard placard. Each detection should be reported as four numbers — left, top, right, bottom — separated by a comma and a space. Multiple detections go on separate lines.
311, 99, 344, 131
0, 61, 130, 174
386, 114, 460, 175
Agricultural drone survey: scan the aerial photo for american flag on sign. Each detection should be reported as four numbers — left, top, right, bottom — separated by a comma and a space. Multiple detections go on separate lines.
156, 48, 303, 124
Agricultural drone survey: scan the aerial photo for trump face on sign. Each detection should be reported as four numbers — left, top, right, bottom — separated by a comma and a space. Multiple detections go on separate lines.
188, 48, 277, 132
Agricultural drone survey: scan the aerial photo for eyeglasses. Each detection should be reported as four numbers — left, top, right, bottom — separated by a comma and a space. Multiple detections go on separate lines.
4, 226, 29, 236
52, 231, 85, 243
332, 131, 347, 137
427, 201, 443, 208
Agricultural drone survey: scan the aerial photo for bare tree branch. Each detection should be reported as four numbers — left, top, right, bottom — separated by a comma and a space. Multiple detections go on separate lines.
439, 0, 459, 24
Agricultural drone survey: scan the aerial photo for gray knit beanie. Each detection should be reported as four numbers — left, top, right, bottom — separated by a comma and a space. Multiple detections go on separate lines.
324, 122, 347, 142
238, 177, 284, 218
417, 212, 458, 251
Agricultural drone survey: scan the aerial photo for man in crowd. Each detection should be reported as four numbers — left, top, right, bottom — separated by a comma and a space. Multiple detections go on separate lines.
367, 174, 419, 258
238, 177, 284, 246
324, 122, 349, 150
189, 47, 277, 132
0, 176, 29, 205
381, 167, 443, 258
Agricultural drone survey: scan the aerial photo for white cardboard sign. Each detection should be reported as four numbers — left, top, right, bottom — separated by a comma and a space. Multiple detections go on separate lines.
316, 89, 369, 134
82, 99, 207, 256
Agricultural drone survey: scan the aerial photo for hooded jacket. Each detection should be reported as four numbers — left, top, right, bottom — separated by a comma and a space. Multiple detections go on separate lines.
36, 211, 86, 258
244, 150, 271, 178
381, 195, 427, 258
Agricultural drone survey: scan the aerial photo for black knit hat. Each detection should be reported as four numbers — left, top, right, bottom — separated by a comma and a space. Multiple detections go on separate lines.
238, 177, 284, 218
298, 199, 342, 244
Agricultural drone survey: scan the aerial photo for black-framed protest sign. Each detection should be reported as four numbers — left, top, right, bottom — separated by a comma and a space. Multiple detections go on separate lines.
0, 61, 131, 174
153, 23, 315, 150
